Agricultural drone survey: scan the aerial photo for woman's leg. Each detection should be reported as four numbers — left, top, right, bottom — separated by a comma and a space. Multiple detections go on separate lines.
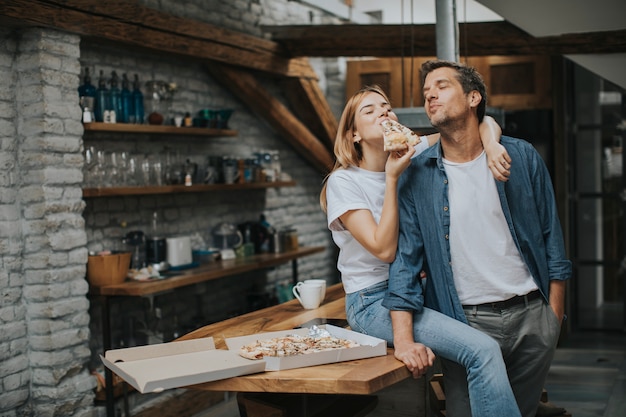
346, 285, 520, 417
412, 308, 520, 417
345, 281, 395, 343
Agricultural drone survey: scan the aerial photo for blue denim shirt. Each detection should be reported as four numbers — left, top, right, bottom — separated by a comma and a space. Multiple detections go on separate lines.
382, 136, 572, 323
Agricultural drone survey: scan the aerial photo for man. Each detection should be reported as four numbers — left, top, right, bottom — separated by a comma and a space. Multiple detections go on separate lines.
382, 60, 572, 417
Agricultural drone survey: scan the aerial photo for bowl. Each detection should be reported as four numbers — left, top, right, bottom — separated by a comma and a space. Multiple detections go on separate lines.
87, 252, 132, 286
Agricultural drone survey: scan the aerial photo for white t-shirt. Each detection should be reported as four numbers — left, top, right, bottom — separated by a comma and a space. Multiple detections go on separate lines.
326, 138, 429, 294
444, 151, 538, 304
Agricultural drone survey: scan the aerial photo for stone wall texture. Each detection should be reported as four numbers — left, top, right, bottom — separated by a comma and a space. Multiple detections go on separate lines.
0, 1, 347, 416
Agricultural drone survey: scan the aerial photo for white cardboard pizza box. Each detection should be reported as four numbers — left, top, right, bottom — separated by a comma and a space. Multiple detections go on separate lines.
100, 337, 266, 394
225, 324, 387, 371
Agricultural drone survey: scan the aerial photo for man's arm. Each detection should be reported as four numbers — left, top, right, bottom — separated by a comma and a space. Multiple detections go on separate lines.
390, 310, 435, 378
549, 279, 566, 323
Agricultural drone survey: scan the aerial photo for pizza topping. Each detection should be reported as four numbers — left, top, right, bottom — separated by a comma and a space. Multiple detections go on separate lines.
382, 119, 421, 151
238, 332, 360, 360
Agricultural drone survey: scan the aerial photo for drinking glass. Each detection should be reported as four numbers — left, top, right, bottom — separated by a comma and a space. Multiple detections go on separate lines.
95, 149, 108, 187
109, 151, 120, 186
141, 155, 152, 186
153, 158, 163, 186
83, 146, 96, 187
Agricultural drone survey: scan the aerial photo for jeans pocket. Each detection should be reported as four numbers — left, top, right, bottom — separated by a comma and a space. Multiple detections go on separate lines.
359, 281, 387, 306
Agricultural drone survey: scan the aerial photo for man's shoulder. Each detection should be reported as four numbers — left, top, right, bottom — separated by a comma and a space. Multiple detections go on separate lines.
412, 141, 439, 161
501, 135, 534, 148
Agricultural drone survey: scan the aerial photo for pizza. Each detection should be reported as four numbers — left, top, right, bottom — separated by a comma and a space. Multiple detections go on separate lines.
238, 334, 360, 360
382, 119, 421, 151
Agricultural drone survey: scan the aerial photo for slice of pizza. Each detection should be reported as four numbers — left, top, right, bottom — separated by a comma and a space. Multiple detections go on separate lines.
382, 119, 421, 151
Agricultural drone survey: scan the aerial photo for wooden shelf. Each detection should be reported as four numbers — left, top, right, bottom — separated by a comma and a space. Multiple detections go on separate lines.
83, 122, 237, 137
82, 180, 296, 197
89, 246, 325, 297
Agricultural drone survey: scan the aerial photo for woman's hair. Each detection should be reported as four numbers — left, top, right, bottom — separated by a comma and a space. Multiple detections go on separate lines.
319, 85, 390, 213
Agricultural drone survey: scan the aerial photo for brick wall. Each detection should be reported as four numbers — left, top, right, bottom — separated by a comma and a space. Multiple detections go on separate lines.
0, 1, 345, 416
1, 28, 96, 416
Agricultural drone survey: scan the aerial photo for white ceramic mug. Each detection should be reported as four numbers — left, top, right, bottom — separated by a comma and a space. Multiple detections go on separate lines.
303, 279, 326, 302
292, 281, 323, 309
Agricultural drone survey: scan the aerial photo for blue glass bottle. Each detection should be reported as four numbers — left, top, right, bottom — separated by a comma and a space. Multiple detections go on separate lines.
109, 71, 122, 123
119, 73, 132, 124
94, 70, 109, 122
132, 74, 144, 124
78, 67, 96, 120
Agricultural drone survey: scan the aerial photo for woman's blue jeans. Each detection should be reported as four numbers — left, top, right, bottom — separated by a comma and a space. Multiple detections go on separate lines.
346, 280, 521, 417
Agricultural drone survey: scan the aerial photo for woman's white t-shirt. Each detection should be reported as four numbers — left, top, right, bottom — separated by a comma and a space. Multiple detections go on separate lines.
326, 139, 429, 294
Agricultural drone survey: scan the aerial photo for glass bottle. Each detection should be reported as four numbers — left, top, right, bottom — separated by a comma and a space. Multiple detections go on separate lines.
131, 74, 144, 124
119, 73, 132, 124
94, 70, 109, 123
109, 71, 122, 123
78, 67, 96, 122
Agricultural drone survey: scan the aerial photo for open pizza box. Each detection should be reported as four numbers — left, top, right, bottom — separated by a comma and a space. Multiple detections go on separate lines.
100, 337, 266, 394
100, 325, 386, 394
225, 324, 387, 371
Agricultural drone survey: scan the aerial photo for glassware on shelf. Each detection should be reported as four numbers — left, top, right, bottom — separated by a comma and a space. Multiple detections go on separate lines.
131, 74, 144, 124
109, 151, 121, 186
153, 157, 163, 186
127, 155, 138, 186
78, 67, 96, 123
119, 73, 133, 124
141, 155, 152, 186
144, 80, 176, 125
95, 149, 108, 186
83, 146, 96, 187
109, 71, 122, 123
95, 70, 109, 123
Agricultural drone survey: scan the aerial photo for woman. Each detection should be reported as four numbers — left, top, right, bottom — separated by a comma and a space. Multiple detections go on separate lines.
320, 85, 520, 417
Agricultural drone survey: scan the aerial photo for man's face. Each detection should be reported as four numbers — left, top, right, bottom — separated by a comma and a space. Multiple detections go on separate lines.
422, 67, 472, 129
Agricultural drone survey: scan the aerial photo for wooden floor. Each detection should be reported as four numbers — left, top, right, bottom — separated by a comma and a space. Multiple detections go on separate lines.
543, 330, 626, 417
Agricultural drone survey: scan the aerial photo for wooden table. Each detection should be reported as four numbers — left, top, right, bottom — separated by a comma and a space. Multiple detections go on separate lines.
177, 283, 411, 415
93, 246, 325, 417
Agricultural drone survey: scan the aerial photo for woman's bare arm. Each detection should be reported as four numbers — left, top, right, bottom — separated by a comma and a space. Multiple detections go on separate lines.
423, 115, 510, 181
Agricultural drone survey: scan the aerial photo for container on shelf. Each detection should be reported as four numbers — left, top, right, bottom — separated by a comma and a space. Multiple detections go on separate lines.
87, 252, 132, 286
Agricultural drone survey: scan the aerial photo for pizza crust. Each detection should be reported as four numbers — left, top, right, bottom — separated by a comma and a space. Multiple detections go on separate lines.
382, 119, 421, 151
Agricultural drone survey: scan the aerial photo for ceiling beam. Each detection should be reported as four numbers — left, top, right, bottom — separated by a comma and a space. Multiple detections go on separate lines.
262, 22, 626, 57
207, 65, 335, 174
280, 77, 338, 151
0, 0, 316, 78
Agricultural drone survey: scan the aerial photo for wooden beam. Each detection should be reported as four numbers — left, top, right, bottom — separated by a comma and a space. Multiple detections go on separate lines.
262, 22, 626, 57
281, 77, 337, 150
207, 65, 335, 175
0, 0, 316, 78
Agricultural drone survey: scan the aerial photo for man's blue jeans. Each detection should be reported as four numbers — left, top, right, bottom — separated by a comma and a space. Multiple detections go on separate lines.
346, 280, 521, 417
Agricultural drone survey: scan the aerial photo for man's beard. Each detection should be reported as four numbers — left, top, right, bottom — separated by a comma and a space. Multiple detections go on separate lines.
429, 109, 467, 134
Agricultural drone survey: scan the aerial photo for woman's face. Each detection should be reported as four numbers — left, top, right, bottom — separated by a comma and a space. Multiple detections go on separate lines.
353, 91, 398, 145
